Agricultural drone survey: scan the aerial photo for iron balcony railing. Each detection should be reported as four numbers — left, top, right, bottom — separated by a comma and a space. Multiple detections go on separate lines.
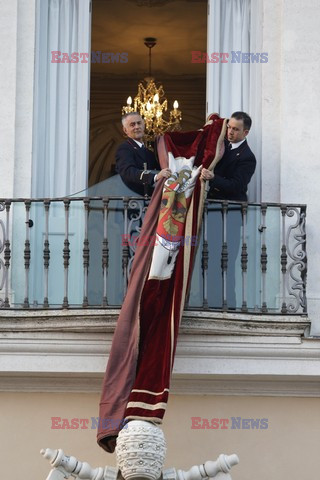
0, 196, 307, 314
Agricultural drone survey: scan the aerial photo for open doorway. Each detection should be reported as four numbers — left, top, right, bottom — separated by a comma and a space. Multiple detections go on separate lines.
89, 0, 207, 187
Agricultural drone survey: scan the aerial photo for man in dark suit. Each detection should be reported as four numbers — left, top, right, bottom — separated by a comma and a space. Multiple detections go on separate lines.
200, 111, 256, 309
116, 112, 171, 196
200, 111, 256, 200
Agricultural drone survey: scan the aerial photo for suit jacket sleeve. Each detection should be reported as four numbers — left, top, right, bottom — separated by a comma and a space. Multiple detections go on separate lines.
209, 154, 256, 198
116, 144, 157, 188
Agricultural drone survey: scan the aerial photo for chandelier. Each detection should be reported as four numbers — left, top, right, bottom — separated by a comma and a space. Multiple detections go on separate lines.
122, 37, 182, 143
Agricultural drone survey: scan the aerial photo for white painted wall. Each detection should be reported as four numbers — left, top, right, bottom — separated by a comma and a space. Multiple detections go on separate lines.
281, 0, 320, 335
0, 1, 18, 198
260, 0, 281, 203
1, 392, 320, 480
0, 0, 35, 199
261, 0, 320, 334
14, 0, 36, 198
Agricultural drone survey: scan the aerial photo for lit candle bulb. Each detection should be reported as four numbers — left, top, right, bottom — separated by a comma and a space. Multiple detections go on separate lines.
147, 101, 152, 111
173, 100, 179, 109
127, 96, 132, 105
154, 93, 159, 103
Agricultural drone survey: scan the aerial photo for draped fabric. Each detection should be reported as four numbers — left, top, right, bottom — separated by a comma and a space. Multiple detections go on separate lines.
32, 0, 90, 197
98, 114, 227, 453
207, 0, 262, 202
209, 0, 251, 116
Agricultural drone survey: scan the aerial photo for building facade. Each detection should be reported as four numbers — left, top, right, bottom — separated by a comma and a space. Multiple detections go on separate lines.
0, 1, 320, 479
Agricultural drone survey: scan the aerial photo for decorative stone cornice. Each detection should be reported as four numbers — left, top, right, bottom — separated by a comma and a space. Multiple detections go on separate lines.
0, 308, 310, 336
0, 309, 318, 396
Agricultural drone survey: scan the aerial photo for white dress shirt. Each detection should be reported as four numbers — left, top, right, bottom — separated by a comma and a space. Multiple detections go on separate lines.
229, 139, 246, 150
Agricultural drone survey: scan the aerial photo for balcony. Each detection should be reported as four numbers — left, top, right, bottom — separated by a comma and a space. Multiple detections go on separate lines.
0, 178, 308, 325
0, 177, 314, 395
0, 193, 307, 311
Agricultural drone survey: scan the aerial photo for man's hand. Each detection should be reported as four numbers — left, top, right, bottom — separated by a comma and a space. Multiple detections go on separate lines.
155, 168, 172, 181
200, 167, 214, 181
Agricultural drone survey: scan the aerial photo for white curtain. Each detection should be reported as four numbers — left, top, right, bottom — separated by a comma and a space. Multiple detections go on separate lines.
207, 0, 262, 201
32, 0, 91, 197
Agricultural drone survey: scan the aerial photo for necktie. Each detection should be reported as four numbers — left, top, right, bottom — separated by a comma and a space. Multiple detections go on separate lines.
228, 143, 232, 151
